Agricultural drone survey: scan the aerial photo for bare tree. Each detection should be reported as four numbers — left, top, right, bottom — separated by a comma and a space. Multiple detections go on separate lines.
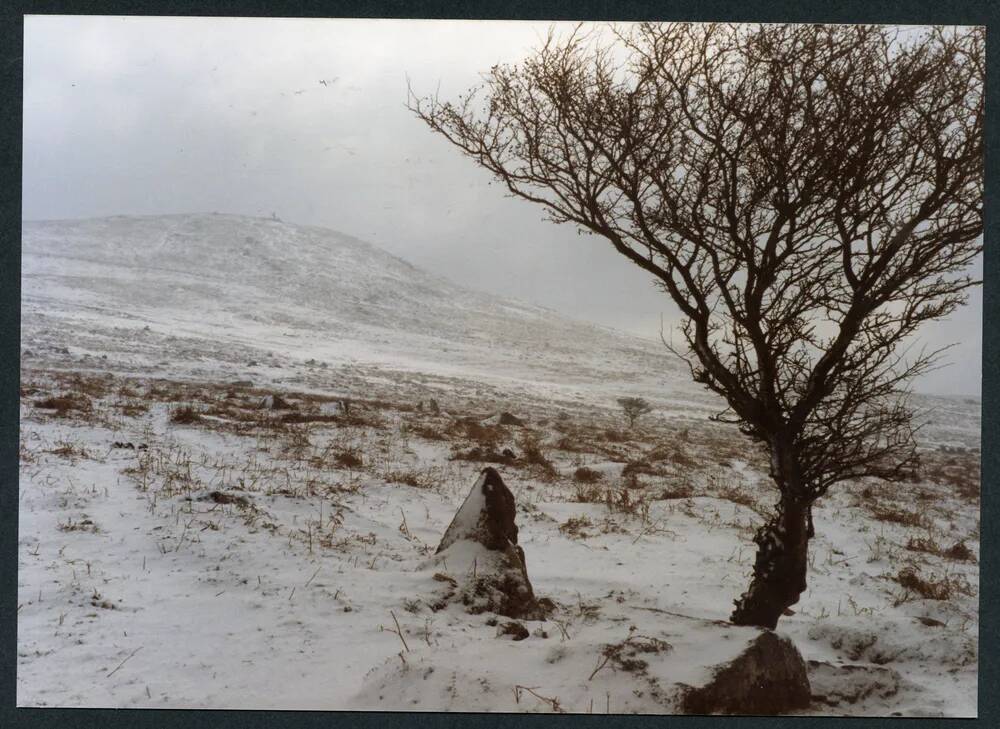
618, 396, 653, 428
410, 23, 984, 629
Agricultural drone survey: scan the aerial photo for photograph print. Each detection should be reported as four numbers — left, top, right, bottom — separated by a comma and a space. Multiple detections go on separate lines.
17, 15, 983, 716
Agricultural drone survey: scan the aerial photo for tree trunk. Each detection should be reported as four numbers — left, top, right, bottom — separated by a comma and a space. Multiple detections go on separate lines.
730, 495, 811, 630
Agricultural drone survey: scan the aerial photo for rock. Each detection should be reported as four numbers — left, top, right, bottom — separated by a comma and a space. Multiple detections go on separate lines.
201, 490, 250, 507
231, 380, 254, 388
259, 394, 294, 410
497, 621, 530, 641
431, 468, 550, 620
319, 401, 345, 416
498, 412, 525, 426
679, 632, 811, 715
437, 467, 518, 553
354, 612, 809, 714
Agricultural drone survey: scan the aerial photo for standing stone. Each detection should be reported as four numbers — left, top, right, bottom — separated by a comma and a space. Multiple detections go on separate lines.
433, 468, 551, 620
437, 467, 519, 553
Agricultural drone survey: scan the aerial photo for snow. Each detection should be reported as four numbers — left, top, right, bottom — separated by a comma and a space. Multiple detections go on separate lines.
17, 214, 980, 715
436, 472, 488, 553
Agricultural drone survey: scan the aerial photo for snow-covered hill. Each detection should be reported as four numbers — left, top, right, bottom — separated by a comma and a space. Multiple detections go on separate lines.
21, 213, 717, 416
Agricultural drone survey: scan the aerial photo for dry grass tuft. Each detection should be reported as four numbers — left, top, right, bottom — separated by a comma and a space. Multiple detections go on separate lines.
517, 434, 557, 478
943, 541, 976, 563
335, 450, 363, 469
169, 405, 202, 425
572, 466, 603, 484
34, 393, 91, 417
895, 566, 975, 602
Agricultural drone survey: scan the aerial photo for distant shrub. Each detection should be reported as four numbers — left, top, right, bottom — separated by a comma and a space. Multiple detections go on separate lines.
904, 536, 941, 555
408, 423, 446, 441
617, 396, 653, 428
34, 393, 91, 417
384, 469, 430, 489
559, 515, 594, 537
943, 541, 976, 562
169, 406, 202, 424
335, 450, 363, 469
573, 466, 603, 484
658, 483, 695, 500
895, 567, 974, 601
518, 434, 556, 478
868, 503, 928, 528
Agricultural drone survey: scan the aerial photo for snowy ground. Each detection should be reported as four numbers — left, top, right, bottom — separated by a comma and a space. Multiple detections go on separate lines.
17, 215, 981, 714
17, 364, 980, 714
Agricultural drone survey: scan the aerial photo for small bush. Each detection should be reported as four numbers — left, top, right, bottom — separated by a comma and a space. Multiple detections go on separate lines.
658, 483, 694, 500
868, 504, 928, 528
384, 470, 430, 489
169, 406, 202, 424
716, 482, 759, 510
621, 461, 655, 479
559, 515, 594, 538
518, 434, 556, 477
280, 412, 339, 424
118, 400, 150, 417
34, 393, 91, 416
905, 536, 941, 555
603, 429, 629, 443
409, 424, 446, 441
459, 420, 504, 446
895, 567, 974, 601
58, 517, 99, 533
573, 466, 603, 484
943, 541, 976, 562
335, 450, 363, 469
451, 446, 515, 464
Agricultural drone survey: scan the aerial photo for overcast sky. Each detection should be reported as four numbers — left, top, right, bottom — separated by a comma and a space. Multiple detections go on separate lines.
22, 16, 983, 397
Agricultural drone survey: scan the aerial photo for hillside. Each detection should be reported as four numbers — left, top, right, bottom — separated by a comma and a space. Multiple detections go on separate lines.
21, 213, 717, 417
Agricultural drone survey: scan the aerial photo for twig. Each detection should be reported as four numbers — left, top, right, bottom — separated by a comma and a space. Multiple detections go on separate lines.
107, 647, 142, 678
389, 610, 410, 652
304, 566, 321, 588
514, 685, 562, 712
588, 651, 612, 681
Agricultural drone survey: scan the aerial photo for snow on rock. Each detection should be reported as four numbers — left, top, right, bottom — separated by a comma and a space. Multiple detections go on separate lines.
437, 468, 518, 553
352, 608, 809, 714
428, 468, 549, 620
257, 394, 294, 410
678, 631, 810, 714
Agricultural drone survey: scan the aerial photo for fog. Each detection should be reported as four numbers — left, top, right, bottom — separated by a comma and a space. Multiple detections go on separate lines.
22, 16, 983, 397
